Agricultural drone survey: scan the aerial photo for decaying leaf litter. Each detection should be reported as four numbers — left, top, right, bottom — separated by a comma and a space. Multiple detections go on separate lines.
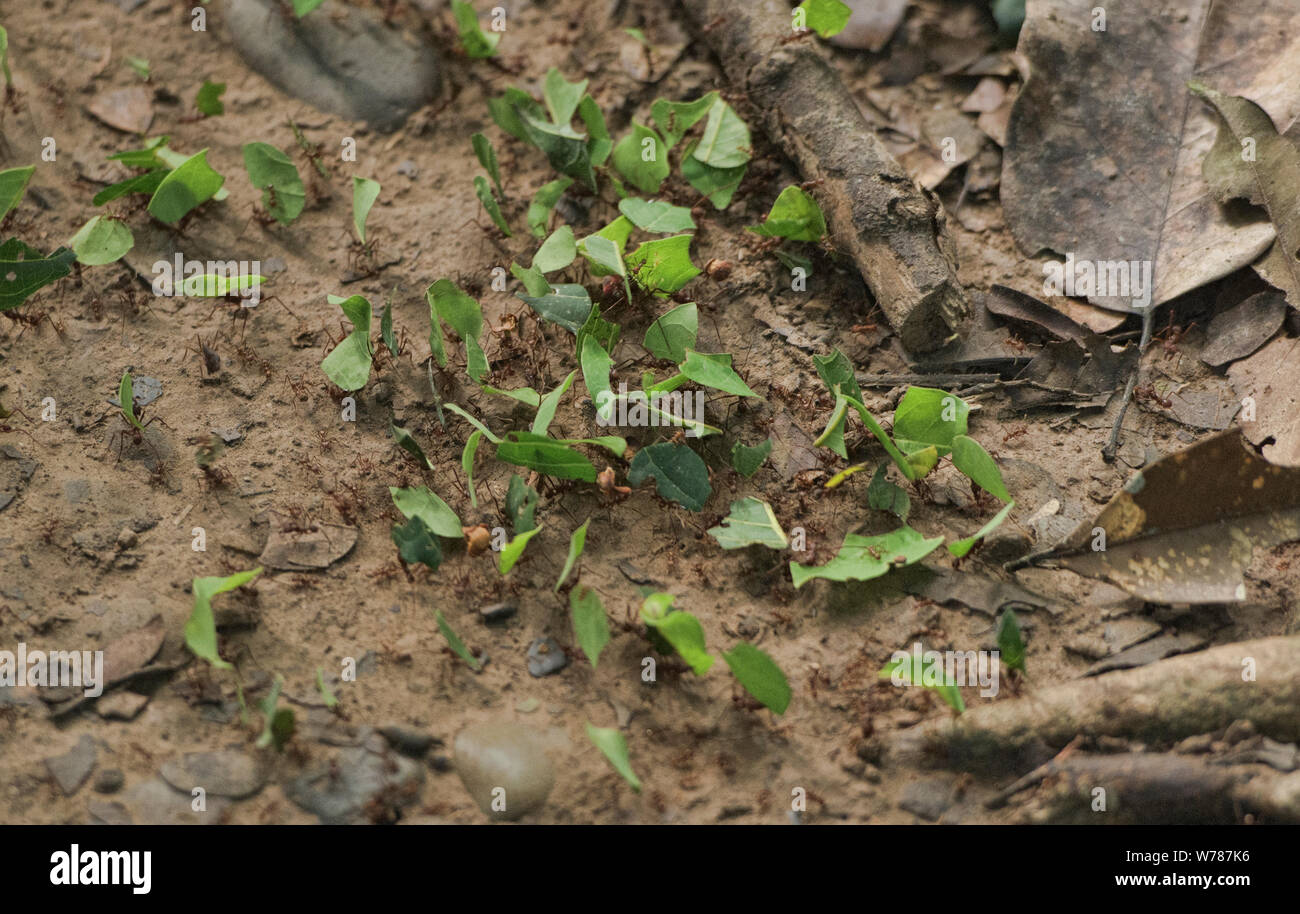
1, 0, 1298, 825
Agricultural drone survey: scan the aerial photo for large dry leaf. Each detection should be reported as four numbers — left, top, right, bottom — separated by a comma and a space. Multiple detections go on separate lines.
1003, 0, 1300, 313
1228, 335, 1300, 465
1045, 430, 1300, 602
1193, 84, 1300, 305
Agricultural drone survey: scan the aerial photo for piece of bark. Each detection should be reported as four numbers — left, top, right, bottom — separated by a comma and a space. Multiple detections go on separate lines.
874, 635, 1300, 773
681, 0, 968, 352
1017, 752, 1244, 824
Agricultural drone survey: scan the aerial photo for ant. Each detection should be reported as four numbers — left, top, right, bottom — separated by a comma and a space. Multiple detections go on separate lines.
1002, 425, 1028, 444
1154, 314, 1195, 367
109, 402, 166, 461
1134, 383, 1173, 410
0, 405, 38, 446
185, 333, 222, 377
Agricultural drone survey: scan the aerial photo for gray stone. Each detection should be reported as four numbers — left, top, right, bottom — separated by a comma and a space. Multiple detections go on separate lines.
94, 768, 125, 794
160, 750, 267, 799
527, 637, 568, 677
45, 735, 96, 796
899, 775, 955, 822
378, 724, 441, 758
285, 746, 424, 824
454, 722, 555, 821
225, 0, 441, 133
120, 777, 229, 825
97, 691, 150, 720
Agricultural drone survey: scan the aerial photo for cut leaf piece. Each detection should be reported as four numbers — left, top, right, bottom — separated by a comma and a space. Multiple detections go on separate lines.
627, 234, 700, 294
499, 525, 542, 574
948, 500, 1015, 558
68, 216, 133, 266
679, 349, 755, 397
389, 485, 464, 538
569, 585, 608, 667
471, 132, 504, 198
618, 197, 695, 233
880, 653, 964, 713
496, 432, 598, 481
519, 283, 591, 333
867, 464, 910, 520
585, 723, 641, 792
0, 165, 34, 221
531, 369, 577, 435
790, 526, 943, 588
723, 643, 790, 714
693, 97, 751, 169
748, 185, 827, 241
708, 497, 788, 550
391, 515, 443, 570
542, 67, 588, 125
950, 435, 1012, 502
643, 302, 698, 363
352, 176, 381, 243
320, 294, 373, 391
435, 610, 482, 671
532, 225, 576, 273
527, 177, 572, 238
241, 143, 306, 225
185, 569, 261, 670
681, 138, 746, 209
612, 123, 669, 194
650, 92, 718, 150
450, 0, 499, 58
795, 0, 851, 38
556, 519, 590, 591
147, 149, 224, 223
640, 596, 713, 675
730, 438, 772, 477
473, 175, 510, 236
891, 387, 969, 457
627, 442, 711, 510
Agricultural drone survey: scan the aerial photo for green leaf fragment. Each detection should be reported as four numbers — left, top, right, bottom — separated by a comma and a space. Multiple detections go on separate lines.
627, 441, 711, 510
723, 643, 791, 714
790, 525, 943, 588
569, 584, 608, 667
185, 568, 262, 670
707, 497, 788, 550
585, 723, 641, 792
556, 519, 590, 591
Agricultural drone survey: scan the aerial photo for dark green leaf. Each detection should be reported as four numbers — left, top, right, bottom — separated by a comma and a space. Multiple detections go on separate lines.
627, 442, 711, 510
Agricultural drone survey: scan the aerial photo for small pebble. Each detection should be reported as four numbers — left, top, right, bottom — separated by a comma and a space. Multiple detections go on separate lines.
527, 637, 568, 677
480, 602, 517, 624
94, 768, 125, 794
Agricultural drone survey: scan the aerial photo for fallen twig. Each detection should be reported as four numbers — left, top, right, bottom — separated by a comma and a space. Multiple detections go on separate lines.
680, 0, 968, 352
872, 636, 1300, 773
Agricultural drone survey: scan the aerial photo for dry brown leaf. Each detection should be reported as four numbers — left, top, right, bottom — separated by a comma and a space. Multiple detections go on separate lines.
1003, 0, 1300, 313
1228, 335, 1300, 465
1046, 430, 1300, 602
